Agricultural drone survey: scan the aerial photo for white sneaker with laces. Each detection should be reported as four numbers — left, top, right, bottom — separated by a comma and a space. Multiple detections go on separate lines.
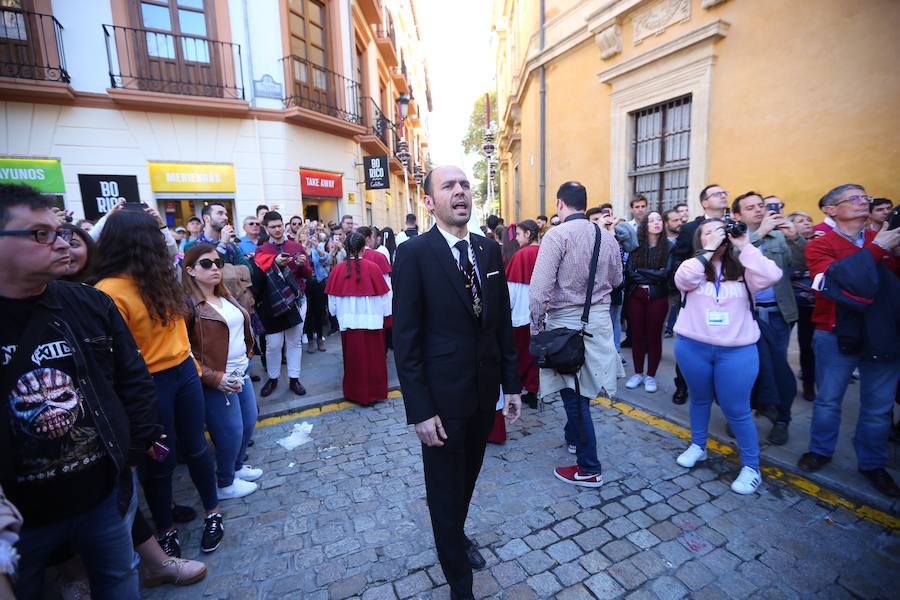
676, 444, 708, 468
235, 465, 263, 482
731, 466, 762, 495
217, 477, 258, 500
643, 376, 658, 393
625, 374, 644, 389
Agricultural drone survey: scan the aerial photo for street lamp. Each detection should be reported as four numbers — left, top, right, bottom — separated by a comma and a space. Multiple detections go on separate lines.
482, 130, 496, 213
396, 94, 412, 213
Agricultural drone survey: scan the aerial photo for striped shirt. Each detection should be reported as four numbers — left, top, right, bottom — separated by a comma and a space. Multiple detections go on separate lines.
529, 215, 624, 334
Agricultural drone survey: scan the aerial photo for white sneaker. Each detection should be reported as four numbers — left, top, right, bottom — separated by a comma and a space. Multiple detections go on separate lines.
566, 444, 576, 455
217, 478, 258, 500
625, 374, 644, 389
235, 465, 263, 482
731, 466, 762, 495
676, 444, 708, 468
643, 376, 658, 393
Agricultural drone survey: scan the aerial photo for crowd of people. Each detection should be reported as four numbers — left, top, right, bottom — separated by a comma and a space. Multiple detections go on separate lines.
0, 172, 896, 599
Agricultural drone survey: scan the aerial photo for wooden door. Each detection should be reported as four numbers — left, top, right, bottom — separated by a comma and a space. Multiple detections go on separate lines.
132, 0, 221, 96
0, 0, 41, 79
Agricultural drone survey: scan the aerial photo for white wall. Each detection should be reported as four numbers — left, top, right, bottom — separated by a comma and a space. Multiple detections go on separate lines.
52, 0, 113, 93
231, 0, 285, 110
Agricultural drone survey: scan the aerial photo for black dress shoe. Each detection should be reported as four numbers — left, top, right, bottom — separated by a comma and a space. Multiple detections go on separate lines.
672, 387, 688, 405
463, 537, 486, 570
797, 451, 831, 472
249, 373, 261, 383
523, 392, 538, 409
260, 378, 278, 397
858, 467, 900, 497
289, 378, 307, 396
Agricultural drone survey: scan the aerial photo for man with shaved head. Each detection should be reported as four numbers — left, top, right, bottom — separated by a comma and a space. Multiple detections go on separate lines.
393, 165, 522, 600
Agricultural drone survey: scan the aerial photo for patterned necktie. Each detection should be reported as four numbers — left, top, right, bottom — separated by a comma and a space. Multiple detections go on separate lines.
454, 240, 482, 318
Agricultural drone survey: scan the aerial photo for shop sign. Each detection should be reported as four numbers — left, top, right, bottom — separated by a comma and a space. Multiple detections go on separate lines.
299, 168, 343, 198
363, 155, 389, 190
0, 158, 65, 193
77, 174, 140, 221
148, 162, 235, 193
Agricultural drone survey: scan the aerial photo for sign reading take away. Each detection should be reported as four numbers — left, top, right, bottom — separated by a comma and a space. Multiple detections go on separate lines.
0, 158, 65, 193
148, 162, 235, 193
299, 168, 343, 198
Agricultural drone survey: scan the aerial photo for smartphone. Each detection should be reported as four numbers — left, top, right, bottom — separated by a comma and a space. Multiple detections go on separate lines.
122, 201, 147, 211
766, 202, 782, 215
149, 440, 170, 463
889, 206, 900, 230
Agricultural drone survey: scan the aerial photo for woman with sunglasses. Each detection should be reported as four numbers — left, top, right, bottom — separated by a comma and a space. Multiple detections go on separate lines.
94, 210, 223, 557
183, 244, 262, 500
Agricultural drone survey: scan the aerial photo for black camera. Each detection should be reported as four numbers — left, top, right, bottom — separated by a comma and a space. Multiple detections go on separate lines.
723, 214, 747, 237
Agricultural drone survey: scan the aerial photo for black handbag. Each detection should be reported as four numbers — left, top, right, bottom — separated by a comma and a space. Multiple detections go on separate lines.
529, 224, 602, 375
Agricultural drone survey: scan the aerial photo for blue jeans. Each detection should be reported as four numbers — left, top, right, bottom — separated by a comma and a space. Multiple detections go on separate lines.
610, 303, 623, 352
14, 490, 139, 600
145, 357, 218, 532
204, 375, 258, 487
561, 388, 601, 475
809, 330, 900, 470
665, 294, 680, 332
756, 307, 791, 358
675, 336, 760, 470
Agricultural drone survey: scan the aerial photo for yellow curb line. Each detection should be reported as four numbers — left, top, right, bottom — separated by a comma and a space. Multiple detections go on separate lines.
254, 389, 899, 530
593, 395, 900, 531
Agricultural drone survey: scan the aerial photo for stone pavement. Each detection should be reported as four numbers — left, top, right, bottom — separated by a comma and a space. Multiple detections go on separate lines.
144, 393, 899, 599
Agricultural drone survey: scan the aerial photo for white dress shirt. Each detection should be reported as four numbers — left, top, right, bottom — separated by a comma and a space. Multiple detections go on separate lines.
435, 225, 482, 282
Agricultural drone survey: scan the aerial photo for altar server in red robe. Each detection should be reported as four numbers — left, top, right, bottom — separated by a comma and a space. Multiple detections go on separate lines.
505, 220, 541, 408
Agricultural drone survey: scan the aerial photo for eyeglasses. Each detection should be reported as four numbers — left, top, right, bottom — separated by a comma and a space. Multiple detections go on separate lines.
196, 258, 225, 269
835, 194, 870, 206
710, 191, 728, 198
246, 222, 260, 227
0, 228, 74, 245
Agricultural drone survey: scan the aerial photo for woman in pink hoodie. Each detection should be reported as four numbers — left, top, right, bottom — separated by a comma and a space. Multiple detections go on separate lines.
672, 218, 782, 495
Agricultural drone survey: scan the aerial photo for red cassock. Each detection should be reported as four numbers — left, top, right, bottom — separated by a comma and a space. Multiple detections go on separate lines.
363, 247, 393, 329
505, 244, 540, 395
325, 258, 390, 406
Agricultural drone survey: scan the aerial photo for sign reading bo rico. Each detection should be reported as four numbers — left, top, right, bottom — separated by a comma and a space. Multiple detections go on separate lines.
77, 174, 140, 221
299, 169, 343, 198
363, 155, 389, 190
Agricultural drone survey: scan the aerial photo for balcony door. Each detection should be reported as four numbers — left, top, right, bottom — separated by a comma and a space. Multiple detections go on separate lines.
0, 0, 58, 81
289, 0, 331, 111
132, 0, 221, 96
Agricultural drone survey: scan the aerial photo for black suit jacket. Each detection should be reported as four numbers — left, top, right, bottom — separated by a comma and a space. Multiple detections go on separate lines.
393, 226, 521, 425
673, 216, 704, 266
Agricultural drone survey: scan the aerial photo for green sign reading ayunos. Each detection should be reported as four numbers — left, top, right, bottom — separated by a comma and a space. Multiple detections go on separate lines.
0, 158, 65, 193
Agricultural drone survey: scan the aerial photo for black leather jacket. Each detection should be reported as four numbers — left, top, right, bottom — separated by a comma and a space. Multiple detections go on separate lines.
625, 243, 674, 299
0, 281, 160, 482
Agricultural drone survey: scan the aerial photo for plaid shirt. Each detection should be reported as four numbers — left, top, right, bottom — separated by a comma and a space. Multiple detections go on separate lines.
529, 214, 623, 334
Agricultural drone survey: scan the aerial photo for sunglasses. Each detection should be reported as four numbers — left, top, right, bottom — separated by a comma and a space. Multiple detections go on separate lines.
246, 222, 260, 227
196, 258, 225, 269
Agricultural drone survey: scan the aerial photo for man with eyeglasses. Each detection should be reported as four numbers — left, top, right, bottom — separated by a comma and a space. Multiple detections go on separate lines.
239, 215, 262, 257
798, 183, 900, 497
669, 184, 730, 405
0, 184, 160, 598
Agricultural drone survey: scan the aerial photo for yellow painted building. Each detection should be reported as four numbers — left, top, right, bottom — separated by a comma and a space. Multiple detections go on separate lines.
493, 0, 900, 222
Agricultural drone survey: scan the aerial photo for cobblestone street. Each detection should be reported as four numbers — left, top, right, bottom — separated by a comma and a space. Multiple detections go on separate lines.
146, 393, 899, 599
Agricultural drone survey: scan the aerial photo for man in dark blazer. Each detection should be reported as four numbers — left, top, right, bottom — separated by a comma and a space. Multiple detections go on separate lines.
393, 165, 522, 600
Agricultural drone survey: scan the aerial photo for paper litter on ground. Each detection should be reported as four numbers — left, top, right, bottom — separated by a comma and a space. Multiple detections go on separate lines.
276, 422, 314, 450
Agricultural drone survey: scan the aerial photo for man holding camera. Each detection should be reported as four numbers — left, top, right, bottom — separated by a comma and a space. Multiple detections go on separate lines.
732, 192, 799, 445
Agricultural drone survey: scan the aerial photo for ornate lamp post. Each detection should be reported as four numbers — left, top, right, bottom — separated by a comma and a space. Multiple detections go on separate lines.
396, 93, 411, 213
482, 130, 495, 213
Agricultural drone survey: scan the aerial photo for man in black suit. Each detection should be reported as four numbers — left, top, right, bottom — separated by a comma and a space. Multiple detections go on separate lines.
670, 183, 730, 404
393, 165, 522, 600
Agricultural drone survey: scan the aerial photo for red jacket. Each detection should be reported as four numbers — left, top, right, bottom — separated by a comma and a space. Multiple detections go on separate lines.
805, 228, 898, 332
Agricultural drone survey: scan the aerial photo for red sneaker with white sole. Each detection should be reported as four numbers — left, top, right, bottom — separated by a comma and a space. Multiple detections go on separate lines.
554, 465, 603, 488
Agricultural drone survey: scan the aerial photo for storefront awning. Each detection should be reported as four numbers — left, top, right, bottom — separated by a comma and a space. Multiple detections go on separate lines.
148, 162, 235, 193
300, 168, 343, 198
0, 158, 65, 193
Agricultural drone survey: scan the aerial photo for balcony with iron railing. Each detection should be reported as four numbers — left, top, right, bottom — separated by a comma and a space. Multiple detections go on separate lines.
390, 59, 408, 94
356, 97, 392, 156
0, 8, 72, 100
375, 14, 398, 67
282, 55, 364, 136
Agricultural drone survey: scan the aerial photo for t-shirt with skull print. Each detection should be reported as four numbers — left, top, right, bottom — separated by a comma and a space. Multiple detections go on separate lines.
0, 294, 115, 526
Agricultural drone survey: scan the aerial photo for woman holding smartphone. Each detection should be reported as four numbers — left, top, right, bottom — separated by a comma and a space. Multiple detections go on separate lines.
672, 219, 781, 494
183, 244, 262, 500
95, 212, 223, 556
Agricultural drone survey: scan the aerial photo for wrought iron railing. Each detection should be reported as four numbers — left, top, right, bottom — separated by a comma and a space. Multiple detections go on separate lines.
0, 8, 69, 82
364, 97, 390, 147
103, 24, 244, 99
377, 14, 396, 47
282, 55, 361, 125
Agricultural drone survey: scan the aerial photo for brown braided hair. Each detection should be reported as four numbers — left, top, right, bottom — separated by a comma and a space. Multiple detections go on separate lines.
344, 231, 366, 282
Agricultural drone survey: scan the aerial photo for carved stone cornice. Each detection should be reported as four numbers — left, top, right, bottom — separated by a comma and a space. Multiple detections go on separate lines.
632, 0, 691, 44
701, 0, 729, 8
